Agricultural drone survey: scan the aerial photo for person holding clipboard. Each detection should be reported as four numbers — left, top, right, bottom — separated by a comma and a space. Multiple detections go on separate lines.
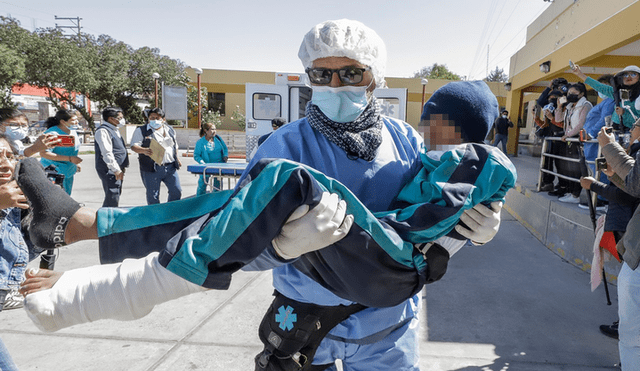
131, 108, 182, 205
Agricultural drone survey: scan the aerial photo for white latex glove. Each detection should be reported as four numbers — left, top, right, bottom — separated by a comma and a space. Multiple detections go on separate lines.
272, 192, 354, 260
454, 201, 502, 245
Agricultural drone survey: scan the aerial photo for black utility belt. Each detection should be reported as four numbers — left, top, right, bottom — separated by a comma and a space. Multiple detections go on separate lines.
255, 291, 365, 371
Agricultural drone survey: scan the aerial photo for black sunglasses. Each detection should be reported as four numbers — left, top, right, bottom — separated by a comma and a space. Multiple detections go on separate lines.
305, 67, 370, 85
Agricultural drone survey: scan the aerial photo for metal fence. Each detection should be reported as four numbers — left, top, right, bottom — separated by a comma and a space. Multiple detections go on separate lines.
537, 136, 603, 207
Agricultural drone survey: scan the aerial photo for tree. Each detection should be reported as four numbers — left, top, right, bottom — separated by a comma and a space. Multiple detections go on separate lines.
187, 84, 209, 129
0, 16, 188, 129
413, 63, 462, 81
0, 17, 31, 107
0, 44, 25, 107
485, 66, 508, 83
23, 29, 99, 124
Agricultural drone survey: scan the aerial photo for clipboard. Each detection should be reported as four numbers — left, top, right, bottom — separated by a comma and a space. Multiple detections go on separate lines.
148, 138, 166, 165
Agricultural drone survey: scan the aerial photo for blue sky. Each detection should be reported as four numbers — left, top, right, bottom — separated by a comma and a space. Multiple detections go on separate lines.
3, 0, 550, 79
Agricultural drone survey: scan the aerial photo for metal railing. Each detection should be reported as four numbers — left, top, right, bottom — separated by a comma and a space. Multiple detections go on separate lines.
537, 136, 602, 204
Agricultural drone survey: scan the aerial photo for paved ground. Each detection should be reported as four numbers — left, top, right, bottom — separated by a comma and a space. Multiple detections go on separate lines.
0, 149, 622, 370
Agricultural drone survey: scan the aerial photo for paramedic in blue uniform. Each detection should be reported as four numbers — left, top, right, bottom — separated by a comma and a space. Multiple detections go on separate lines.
244, 19, 503, 371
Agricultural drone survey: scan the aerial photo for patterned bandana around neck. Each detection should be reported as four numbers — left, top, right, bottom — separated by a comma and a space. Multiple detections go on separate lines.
307, 96, 383, 161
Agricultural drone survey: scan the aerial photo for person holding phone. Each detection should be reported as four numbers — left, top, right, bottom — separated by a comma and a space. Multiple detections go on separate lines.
39, 109, 83, 195
571, 64, 640, 131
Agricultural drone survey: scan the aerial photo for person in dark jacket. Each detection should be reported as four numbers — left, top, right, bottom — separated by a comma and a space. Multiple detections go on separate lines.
492, 110, 514, 154
580, 143, 640, 341
94, 107, 130, 207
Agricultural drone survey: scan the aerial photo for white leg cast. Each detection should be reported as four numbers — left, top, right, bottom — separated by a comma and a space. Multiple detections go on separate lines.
24, 252, 207, 332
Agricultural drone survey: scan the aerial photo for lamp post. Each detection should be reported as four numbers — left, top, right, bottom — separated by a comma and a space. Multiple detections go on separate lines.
152, 72, 160, 108
420, 78, 429, 110
193, 68, 203, 129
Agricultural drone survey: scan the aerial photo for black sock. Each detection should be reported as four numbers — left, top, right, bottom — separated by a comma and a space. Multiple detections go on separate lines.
15, 158, 81, 248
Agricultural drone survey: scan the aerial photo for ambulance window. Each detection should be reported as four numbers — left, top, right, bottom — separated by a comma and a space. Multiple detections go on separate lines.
253, 93, 282, 120
377, 98, 400, 119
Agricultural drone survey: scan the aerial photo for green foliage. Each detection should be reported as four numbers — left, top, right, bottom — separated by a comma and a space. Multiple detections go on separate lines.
0, 16, 188, 129
187, 84, 208, 128
0, 44, 24, 107
413, 63, 462, 81
202, 110, 223, 128
485, 66, 508, 82
230, 105, 246, 130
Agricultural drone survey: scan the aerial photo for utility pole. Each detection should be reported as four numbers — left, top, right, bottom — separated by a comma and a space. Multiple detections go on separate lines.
55, 16, 82, 36
486, 44, 490, 79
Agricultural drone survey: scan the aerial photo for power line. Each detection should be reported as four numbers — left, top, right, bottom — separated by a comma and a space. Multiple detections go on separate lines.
469, 1, 549, 79
468, 0, 501, 80
55, 15, 82, 36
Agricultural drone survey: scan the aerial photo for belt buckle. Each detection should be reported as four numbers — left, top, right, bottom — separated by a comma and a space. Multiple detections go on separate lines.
414, 242, 434, 258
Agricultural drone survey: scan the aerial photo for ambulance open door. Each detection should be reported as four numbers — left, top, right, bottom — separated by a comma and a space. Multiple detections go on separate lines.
373, 88, 407, 121
245, 83, 289, 159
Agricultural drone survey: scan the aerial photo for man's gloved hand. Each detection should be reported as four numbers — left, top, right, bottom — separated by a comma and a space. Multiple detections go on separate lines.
272, 192, 354, 260
454, 201, 502, 245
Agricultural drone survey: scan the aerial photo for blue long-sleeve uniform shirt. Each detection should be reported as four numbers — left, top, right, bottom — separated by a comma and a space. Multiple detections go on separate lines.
245, 116, 425, 341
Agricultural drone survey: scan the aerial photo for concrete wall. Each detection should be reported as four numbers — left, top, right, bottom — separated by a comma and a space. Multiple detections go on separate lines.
504, 184, 620, 284
510, 0, 637, 79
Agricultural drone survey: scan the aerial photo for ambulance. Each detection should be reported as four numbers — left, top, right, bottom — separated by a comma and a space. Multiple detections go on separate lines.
245, 72, 407, 160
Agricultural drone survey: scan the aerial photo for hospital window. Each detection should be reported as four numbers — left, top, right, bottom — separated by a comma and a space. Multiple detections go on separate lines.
208, 93, 226, 116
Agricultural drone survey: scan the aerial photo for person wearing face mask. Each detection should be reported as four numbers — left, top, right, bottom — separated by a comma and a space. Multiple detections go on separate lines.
491, 110, 514, 154
11, 78, 515, 361
577, 75, 616, 210
130, 107, 182, 205
556, 82, 593, 204
39, 109, 83, 195
94, 107, 130, 207
0, 133, 47, 370
0, 109, 59, 158
244, 19, 503, 371
533, 90, 565, 193
194, 122, 228, 195
572, 64, 640, 132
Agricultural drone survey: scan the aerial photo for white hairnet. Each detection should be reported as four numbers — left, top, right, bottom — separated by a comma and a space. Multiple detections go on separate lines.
298, 19, 387, 87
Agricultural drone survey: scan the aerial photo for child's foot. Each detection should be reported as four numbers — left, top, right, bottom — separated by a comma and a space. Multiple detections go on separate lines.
15, 158, 81, 248
19, 268, 63, 296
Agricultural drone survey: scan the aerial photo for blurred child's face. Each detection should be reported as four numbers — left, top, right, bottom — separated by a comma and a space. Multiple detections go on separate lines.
419, 114, 463, 150
0, 138, 16, 186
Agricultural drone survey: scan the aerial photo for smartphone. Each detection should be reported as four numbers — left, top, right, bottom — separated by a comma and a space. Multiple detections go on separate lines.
56, 135, 75, 147
569, 60, 575, 70
620, 89, 631, 101
595, 157, 608, 172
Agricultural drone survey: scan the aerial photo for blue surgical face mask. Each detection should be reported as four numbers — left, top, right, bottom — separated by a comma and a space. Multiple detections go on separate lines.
598, 92, 607, 100
4, 126, 28, 141
311, 85, 370, 123
149, 120, 163, 129
69, 124, 81, 131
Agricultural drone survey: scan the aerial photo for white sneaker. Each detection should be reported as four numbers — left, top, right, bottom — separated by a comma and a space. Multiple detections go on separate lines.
558, 194, 580, 204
